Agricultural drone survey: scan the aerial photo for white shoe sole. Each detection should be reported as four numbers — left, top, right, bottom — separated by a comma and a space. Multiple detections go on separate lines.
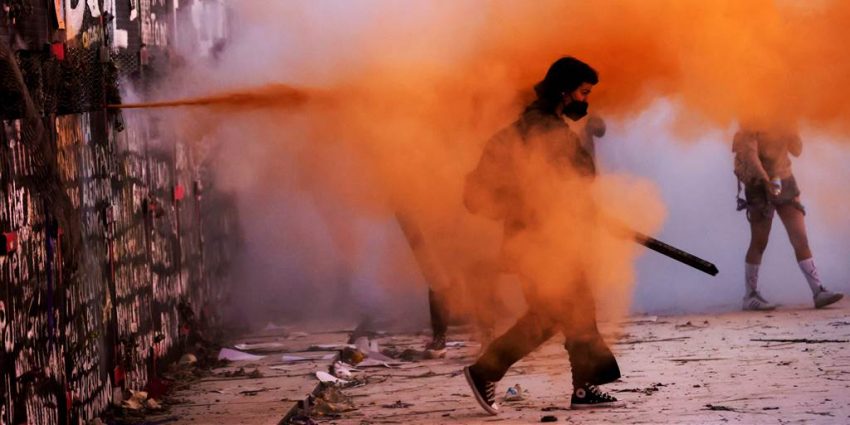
571, 400, 627, 410
742, 299, 776, 311
463, 367, 499, 415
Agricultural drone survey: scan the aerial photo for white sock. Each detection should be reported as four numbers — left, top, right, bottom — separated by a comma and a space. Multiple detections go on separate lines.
798, 258, 823, 295
745, 262, 760, 296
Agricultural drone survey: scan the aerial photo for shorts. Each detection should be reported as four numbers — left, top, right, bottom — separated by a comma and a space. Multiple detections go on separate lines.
738, 175, 805, 221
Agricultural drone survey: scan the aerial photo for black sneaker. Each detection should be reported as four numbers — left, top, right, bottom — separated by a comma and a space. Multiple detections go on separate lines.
424, 334, 447, 359
570, 383, 624, 409
463, 366, 499, 415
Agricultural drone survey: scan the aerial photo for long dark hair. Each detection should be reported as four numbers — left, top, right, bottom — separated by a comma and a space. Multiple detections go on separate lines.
532, 56, 598, 113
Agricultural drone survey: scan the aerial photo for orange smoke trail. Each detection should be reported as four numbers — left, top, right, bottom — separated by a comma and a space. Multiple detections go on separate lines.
107, 83, 316, 110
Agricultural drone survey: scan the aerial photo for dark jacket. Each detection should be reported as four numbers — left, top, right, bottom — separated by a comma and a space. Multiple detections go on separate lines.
464, 101, 596, 238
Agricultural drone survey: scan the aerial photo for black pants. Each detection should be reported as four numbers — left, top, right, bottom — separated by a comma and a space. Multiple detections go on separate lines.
429, 288, 450, 337
470, 278, 620, 387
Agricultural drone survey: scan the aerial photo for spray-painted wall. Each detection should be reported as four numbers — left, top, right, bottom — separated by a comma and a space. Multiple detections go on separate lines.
1, 1, 234, 424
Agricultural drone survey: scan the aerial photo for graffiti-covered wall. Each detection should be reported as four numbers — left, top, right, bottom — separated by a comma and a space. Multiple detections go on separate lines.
1, 1, 234, 424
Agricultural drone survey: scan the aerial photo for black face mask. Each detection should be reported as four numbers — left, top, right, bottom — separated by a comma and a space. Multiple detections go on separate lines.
562, 100, 589, 121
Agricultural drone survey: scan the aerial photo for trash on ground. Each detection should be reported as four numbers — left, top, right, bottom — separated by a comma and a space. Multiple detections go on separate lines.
751, 338, 848, 344
704, 404, 738, 412
122, 390, 150, 411
309, 343, 357, 351
381, 400, 413, 408
218, 348, 265, 361
309, 386, 357, 416
239, 387, 275, 396
178, 353, 198, 366
316, 370, 350, 386
614, 382, 667, 395
234, 342, 285, 351
504, 383, 526, 401
333, 361, 359, 379
354, 336, 380, 353
357, 358, 391, 368
281, 353, 336, 363
541, 415, 558, 422
222, 367, 263, 378
340, 347, 365, 365
145, 398, 162, 410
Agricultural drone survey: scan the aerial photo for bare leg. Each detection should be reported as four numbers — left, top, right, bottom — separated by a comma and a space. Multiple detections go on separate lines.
775, 203, 812, 261
745, 213, 774, 265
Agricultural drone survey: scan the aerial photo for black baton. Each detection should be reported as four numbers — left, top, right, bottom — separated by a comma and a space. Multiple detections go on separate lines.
633, 232, 719, 276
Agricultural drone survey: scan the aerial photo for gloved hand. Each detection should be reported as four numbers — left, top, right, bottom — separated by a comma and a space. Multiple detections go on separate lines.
586, 116, 606, 138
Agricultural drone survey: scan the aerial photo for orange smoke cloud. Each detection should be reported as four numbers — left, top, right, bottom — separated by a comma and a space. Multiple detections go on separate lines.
171, 0, 848, 324
462, 0, 850, 133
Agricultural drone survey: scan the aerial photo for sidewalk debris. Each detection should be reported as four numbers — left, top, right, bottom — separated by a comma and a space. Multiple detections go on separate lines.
234, 342, 285, 351
675, 320, 710, 330
178, 353, 198, 366
615, 382, 667, 395
308, 386, 357, 417
340, 347, 365, 365
505, 384, 526, 401
122, 390, 160, 411
333, 361, 359, 379
615, 336, 690, 345
309, 343, 356, 351
541, 415, 558, 422
145, 398, 162, 410
287, 414, 318, 425
222, 367, 263, 378
281, 353, 336, 363
354, 336, 380, 353
704, 404, 738, 412
217, 348, 265, 361
357, 358, 391, 368
668, 357, 727, 364
381, 400, 413, 408
316, 371, 350, 386
239, 387, 275, 396
751, 338, 848, 344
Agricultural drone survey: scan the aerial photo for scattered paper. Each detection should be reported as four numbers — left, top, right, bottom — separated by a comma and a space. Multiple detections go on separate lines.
357, 358, 391, 368
316, 371, 349, 386
333, 361, 358, 379
218, 348, 265, 362
234, 342, 285, 351
280, 353, 336, 363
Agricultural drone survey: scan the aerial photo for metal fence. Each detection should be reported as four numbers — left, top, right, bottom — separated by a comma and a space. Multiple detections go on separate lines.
1, 1, 235, 424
